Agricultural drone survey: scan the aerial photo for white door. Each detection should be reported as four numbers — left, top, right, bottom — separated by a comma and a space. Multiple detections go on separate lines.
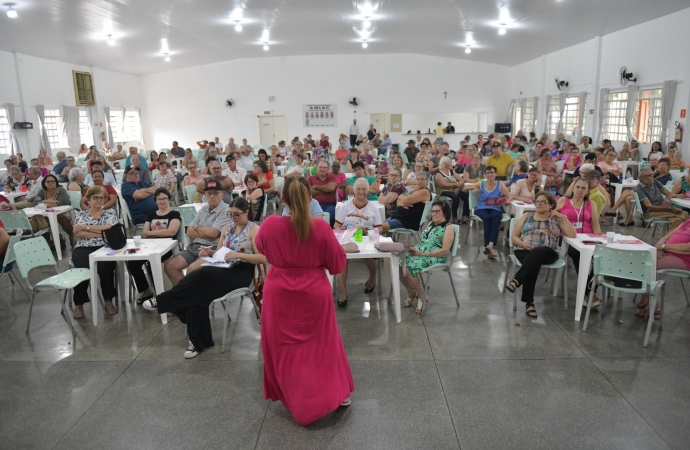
258, 116, 287, 148
370, 113, 387, 135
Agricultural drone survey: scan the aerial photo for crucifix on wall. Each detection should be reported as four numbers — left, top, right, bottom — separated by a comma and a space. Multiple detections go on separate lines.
444, 91, 448, 99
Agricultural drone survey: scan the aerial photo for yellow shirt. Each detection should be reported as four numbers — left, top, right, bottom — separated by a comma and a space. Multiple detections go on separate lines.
435, 125, 444, 138
589, 187, 606, 213
486, 152, 515, 177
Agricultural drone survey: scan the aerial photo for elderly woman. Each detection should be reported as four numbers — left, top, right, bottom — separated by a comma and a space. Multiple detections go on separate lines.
654, 157, 673, 185
81, 170, 117, 210
38, 148, 53, 166
598, 149, 623, 186
382, 170, 431, 233
536, 149, 563, 191
390, 154, 408, 181
3, 166, 28, 193
400, 200, 455, 315
285, 153, 306, 178
510, 167, 541, 203
456, 144, 477, 167
405, 162, 425, 191
330, 160, 347, 202
71, 186, 120, 319
67, 167, 87, 192
241, 173, 265, 221
153, 159, 176, 192
507, 192, 576, 318
182, 148, 198, 170
378, 168, 406, 213
666, 142, 684, 170
618, 143, 632, 161
35, 173, 74, 246
529, 142, 544, 162
435, 156, 465, 224
467, 165, 511, 259
334, 177, 383, 306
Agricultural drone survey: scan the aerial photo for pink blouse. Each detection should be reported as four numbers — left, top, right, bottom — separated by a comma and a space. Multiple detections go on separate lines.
666, 219, 690, 269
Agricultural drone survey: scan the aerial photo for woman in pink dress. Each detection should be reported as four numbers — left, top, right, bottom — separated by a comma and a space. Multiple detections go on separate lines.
256, 178, 353, 426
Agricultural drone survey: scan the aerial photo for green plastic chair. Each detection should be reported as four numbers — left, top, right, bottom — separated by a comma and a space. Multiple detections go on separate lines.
151, 169, 160, 179
267, 177, 285, 215
632, 191, 670, 240
656, 269, 690, 306
0, 210, 51, 240
67, 190, 82, 210
503, 218, 568, 311
582, 245, 665, 347
464, 189, 510, 245
172, 205, 198, 248
183, 184, 198, 204
0, 233, 31, 315
211, 285, 261, 352
14, 237, 92, 334
391, 200, 434, 244
417, 224, 461, 317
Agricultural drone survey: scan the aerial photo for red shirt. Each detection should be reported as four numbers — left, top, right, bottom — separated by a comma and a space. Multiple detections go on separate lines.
307, 173, 337, 205
0, 194, 11, 211
335, 149, 349, 162
253, 171, 274, 190
319, 139, 329, 149
82, 184, 117, 198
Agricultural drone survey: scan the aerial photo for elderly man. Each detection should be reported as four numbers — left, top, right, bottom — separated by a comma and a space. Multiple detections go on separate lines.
198, 160, 234, 204
238, 146, 255, 173
378, 133, 392, 155
307, 159, 337, 224
84, 160, 116, 186
170, 141, 185, 159
635, 167, 688, 231
346, 161, 379, 200
486, 141, 515, 180
121, 165, 158, 225
107, 144, 127, 162
13, 167, 44, 209
52, 151, 67, 176
164, 179, 232, 285
125, 147, 149, 170
222, 155, 246, 186
206, 145, 222, 164
127, 153, 152, 184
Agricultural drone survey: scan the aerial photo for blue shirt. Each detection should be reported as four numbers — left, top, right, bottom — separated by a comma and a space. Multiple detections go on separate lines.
53, 160, 67, 176
125, 156, 149, 170
506, 173, 527, 188
282, 198, 324, 217
380, 138, 392, 150
121, 181, 157, 225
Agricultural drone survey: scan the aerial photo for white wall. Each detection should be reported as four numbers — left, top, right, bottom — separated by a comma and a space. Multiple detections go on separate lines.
510, 7, 690, 160
0, 50, 142, 158
139, 53, 511, 151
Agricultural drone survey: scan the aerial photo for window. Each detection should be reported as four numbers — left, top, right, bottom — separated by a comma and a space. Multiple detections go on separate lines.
513, 106, 521, 134
632, 89, 662, 144
602, 91, 628, 142
562, 96, 584, 137
0, 107, 11, 154
108, 109, 124, 142
79, 109, 93, 146
522, 99, 536, 133
123, 109, 141, 142
43, 107, 63, 149
547, 98, 560, 136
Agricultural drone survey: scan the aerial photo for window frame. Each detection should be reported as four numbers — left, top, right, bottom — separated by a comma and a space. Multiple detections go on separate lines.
602, 91, 629, 142
0, 106, 11, 154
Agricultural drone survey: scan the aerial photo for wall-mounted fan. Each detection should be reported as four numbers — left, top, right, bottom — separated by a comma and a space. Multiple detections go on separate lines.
620, 67, 637, 86
226, 98, 234, 107
555, 78, 569, 91
348, 97, 358, 107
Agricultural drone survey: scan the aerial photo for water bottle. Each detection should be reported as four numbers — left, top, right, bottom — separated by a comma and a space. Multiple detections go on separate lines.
551, 188, 556, 197
354, 227, 363, 243
618, 174, 623, 184
626, 169, 633, 180
372, 227, 380, 243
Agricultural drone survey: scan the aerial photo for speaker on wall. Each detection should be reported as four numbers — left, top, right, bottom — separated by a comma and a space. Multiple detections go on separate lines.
13, 122, 33, 129
494, 123, 512, 133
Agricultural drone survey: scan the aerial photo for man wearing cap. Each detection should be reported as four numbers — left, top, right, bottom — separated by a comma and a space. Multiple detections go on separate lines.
486, 141, 515, 180
84, 160, 116, 186
164, 179, 232, 286
121, 166, 158, 224
222, 155, 246, 186
404, 140, 419, 164
198, 160, 234, 204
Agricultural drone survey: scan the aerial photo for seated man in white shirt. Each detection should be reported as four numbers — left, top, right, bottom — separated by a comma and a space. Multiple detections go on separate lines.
222, 155, 247, 186
14, 167, 43, 209
84, 160, 116, 185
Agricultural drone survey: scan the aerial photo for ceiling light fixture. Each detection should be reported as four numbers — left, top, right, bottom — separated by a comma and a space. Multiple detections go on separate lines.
498, 24, 507, 35
234, 21, 242, 32
107, 35, 115, 45
363, 20, 371, 28
465, 46, 472, 54
6, 4, 17, 18
261, 30, 270, 42
164, 53, 170, 62
358, 3, 377, 18
263, 44, 269, 51
362, 42, 368, 48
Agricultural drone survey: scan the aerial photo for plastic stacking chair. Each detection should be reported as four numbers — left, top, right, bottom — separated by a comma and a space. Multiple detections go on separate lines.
0, 233, 31, 315
67, 191, 83, 210
656, 269, 690, 307
211, 284, 262, 352
267, 177, 285, 215
464, 190, 510, 245
259, 195, 268, 222
582, 245, 665, 347
321, 212, 330, 224
503, 218, 568, 311
391, 200, 433, 244
632, 192, 670, 239
14, 237, 92, 334
0, 210, 51, 240
417, 224, 461, 317
183, 184, 198, 204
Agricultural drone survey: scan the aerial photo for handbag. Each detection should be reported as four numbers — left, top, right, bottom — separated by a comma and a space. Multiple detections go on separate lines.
101, 223, 127, 250
374, 241, 409, 275
252, 264, 266, 321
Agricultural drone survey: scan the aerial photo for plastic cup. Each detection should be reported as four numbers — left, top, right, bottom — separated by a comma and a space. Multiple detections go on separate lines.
606, 231, 615, 244
133, 235, 142, 247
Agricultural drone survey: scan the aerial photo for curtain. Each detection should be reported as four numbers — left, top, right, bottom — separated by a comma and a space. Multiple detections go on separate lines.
62, 106, 80, 152
505, 99, 516, 124
89, 107, 100, 148
518, 98, 526, 132
596, 88, 610, 144
35, 105, 51, 153
577, 92, 587, 142
543, 95, 552, 135
137, 108, 145, 149
660, 80, 677, 149
103, 107, 115, 149
4, 103, 17, 154
532, 96, 539, 134
625, 85, 639, 141
556, 92, 567, 135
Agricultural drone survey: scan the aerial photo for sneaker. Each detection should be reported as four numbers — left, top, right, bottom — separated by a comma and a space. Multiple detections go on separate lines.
184, 340, 199, 359
142, 297, 158, 311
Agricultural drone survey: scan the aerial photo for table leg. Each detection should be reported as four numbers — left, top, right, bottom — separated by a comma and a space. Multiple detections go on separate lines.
553, 242, 568, 296
47, 214, 63, 260
390, 254, 400, 323
89, 254, 99, 326
573, 248, 593, 321
148, 256, 168, 325
614, 184, 623, 204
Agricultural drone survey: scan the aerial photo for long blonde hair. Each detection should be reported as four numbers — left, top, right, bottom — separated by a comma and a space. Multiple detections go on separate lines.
282, 176, 313, 242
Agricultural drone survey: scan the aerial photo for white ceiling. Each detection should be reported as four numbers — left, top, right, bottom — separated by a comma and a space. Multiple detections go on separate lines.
0, 0, 688, 76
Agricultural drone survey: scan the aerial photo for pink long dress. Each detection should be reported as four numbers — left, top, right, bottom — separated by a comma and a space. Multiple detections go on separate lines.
256, 216, 353, 425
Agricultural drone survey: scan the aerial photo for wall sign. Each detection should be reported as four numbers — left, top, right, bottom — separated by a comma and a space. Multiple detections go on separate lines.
303, 104, 337, 127
681, 109, 686, 119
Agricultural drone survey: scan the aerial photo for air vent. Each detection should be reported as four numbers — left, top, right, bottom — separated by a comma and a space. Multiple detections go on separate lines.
72, 71, 95, 106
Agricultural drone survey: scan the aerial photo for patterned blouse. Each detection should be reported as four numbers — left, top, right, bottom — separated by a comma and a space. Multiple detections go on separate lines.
154, 172, 176, 189
73, 209, 119, 249
520, 213, 561, 250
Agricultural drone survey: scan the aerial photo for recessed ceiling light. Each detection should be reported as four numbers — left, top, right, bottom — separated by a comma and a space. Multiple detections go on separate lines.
164, 53, 170, 62
498, 24, 507, 35
362, 42, 368, 48
358, 3, 377, 18
363, 20, 371, 28
465, 47, 471, 54
6, 4, 17, 18
234, 21, 242, 32
263, 45, 269, 51
107, 35, 115, 45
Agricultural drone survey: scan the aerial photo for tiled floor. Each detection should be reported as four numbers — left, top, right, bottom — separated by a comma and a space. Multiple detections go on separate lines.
1, 221, 689, 449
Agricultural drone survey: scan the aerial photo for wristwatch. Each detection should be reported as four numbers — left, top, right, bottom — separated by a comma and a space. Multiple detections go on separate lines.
86, 226, 91, 231
662, 244, 666, 251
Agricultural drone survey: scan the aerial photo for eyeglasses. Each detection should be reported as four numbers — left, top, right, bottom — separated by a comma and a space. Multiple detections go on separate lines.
228, 211, 246, 219
44, 180, 56, 184
205, 191, 222, 196
534, 200, 549, 205
91, 196, 105, 201
430, 210, 443, 214
155, 197, 170, 201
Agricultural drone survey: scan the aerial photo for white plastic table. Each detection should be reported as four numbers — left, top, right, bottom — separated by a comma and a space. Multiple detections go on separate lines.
88, 238, 177, 326
23, 205, 73, 260
3, 191, 28, 203
554, 233, 657, 321
614, 179, 639, 204
671, 198, 690, 209
510, 200, 536, 218
327, 235, 402, 323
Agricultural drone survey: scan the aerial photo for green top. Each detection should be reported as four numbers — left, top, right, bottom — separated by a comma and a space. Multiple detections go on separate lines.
346, 175, 378, 200
35, 187, 71, 206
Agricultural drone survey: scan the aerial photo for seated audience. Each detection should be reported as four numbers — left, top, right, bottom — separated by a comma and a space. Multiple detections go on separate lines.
153, 158, 176, 192
486, 142, 515, 180
81, 170, 117, 210
382, 171, 432, 233
285, 154, 306, 178
666, 142, 684, 170
346, 161, 379, 200
199, 160, 234, 204
635, 167, 687, 231
128, 153, 152, 184
238, 146, 255, 172
378, 168, 406, 214
466, 165, 510, 259
34, 173, 74, 245
125, 147, 149, 170
4, 166, 29, 193
121, 166, 158, 225
434, 156, 465, 224
14, 167, 44, 209
282, 176, 323, 218
84, 160, 116, 185
654, 157, 673, 185
67, 167, 86, 192
308, 160, 337, 224
510, 167, 541, 203
241, 174, 265, 222
536, 149, 563, 191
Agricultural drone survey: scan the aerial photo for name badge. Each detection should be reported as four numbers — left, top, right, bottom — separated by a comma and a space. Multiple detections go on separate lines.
573, 222, 583, 230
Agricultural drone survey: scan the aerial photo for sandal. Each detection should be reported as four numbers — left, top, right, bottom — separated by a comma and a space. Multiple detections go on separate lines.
460, 217, 469, 224
364, 282, 376, 294
136, 293, 154, 305
73, 305, 84, 319
416, 297, 429, 316
104, 301, 118, 315
403, 294, 417, 308
338, 296, 348, 307
487, 251, 498, 260
525, 303, 538, 318
340, 398, 351, 407
506, 279, 521, 293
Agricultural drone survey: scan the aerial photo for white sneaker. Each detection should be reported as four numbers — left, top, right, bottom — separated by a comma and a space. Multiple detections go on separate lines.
142, 298, 158, 311
184, 340, 199, 359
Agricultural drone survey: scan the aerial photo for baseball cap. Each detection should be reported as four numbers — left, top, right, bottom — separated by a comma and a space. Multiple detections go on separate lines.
225, 155, 235, 162
124, 165, 140, 175
204, 179, 222, 192
492, 142, 502, 148
407, 140, 415, 144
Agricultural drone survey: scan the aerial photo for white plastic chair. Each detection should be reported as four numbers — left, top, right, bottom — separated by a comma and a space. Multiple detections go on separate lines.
417, 224, 461, 316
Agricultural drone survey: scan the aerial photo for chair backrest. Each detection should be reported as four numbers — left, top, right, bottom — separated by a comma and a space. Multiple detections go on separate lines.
321, 211, 330, 223
631, 191, 645, 217
260, 194, 268, 221
172, 205, 198, 227
0, 210, 32, 233
541, 174, 547, 188
13, 237, 58, 279
184, 184, 198, 204
1, 233, 24, 272
419, 200, 434, 228
274, 176, 285, 195
67, 190, 82, 210
115, 158, 127, 169
151, 169, 160, 179
556, 160, 565, 173
508, 217, 518, 250
115, 171, 124, 184
468, 189, 479, 212
592, 245, 654, 289
444, 224, 461, 268
118, 196, 133, 227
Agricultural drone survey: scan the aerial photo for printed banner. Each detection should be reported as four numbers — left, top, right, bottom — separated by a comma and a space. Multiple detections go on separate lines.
303, 104, 337, 127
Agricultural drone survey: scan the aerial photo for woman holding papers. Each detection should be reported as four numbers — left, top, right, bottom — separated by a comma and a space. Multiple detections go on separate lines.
145, 197, 266, 359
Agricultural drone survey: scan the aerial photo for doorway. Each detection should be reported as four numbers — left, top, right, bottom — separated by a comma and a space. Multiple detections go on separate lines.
258, 116, 287, 148
635, 100, 649, 143
370, 113, 387, 135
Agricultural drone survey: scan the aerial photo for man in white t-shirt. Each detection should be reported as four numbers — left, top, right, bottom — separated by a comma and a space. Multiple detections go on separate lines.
222, 155, 247, 185
348, 119, 359, 149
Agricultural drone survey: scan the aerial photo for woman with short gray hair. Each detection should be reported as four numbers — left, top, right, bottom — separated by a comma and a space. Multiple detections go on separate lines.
68, 167, 86, 192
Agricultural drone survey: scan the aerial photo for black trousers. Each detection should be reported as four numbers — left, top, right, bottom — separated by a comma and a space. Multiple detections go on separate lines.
440, 191, 461, 219
156, 263, 255, 352
349, 135, 357, 148
72, 246, 117, 306
126, 251, 173, 294
567, 246, 596, 295
513, 247, 559, 305
457, 189, 470, 217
